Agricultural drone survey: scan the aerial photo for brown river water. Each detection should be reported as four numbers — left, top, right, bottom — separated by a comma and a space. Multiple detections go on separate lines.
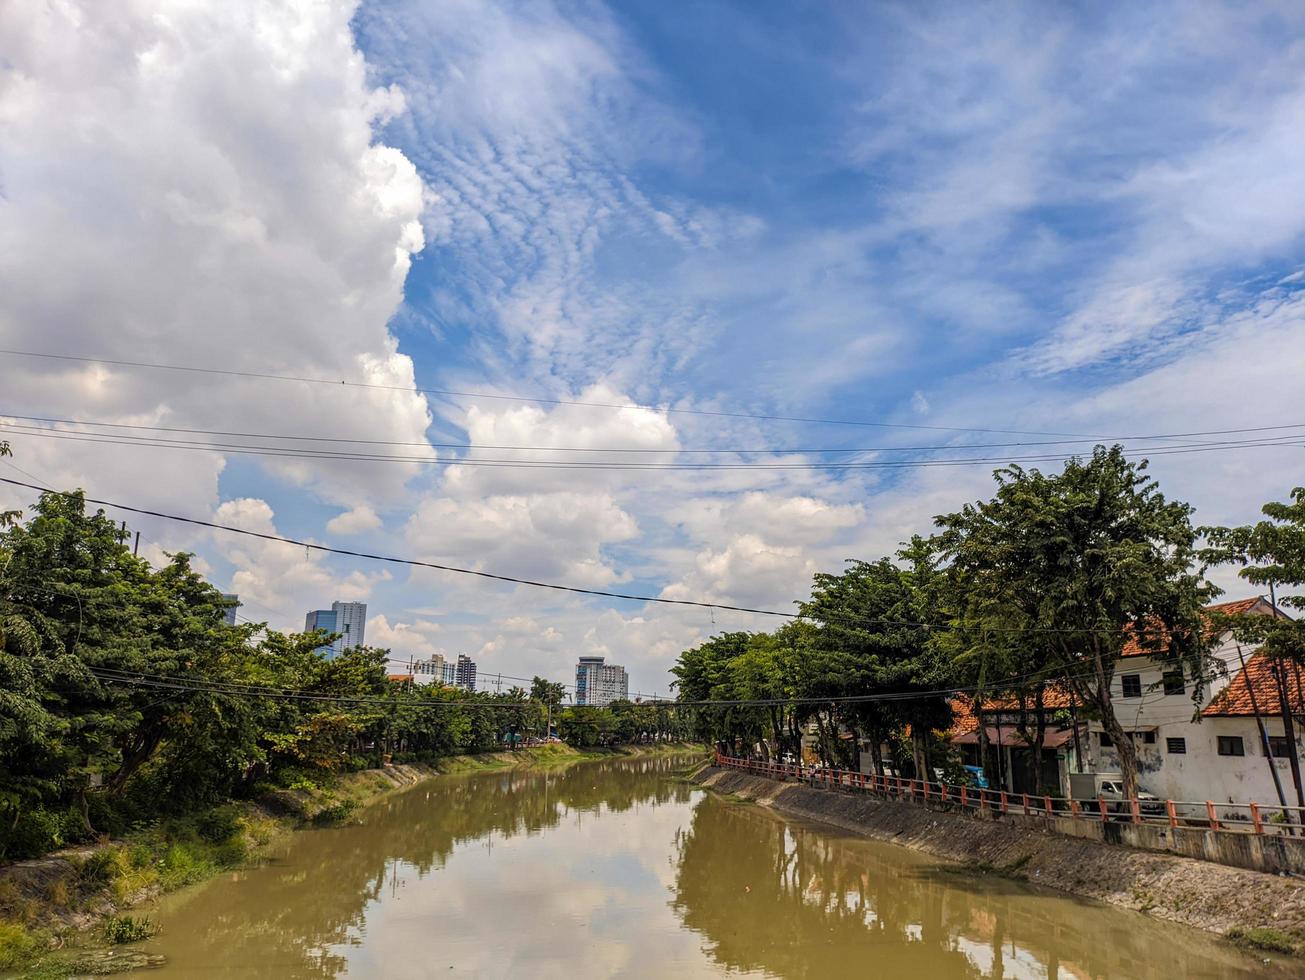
132, 754, 1288, 978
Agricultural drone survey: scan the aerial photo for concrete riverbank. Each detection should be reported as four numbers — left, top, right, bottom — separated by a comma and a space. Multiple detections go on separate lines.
693, 765, 1305, 954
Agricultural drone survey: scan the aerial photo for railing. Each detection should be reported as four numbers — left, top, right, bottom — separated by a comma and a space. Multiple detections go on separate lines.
712, 752, 1305, 837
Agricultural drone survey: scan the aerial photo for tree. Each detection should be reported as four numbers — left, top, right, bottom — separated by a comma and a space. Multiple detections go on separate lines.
933, 446, 1217, 799
1202, 487, 1305, 806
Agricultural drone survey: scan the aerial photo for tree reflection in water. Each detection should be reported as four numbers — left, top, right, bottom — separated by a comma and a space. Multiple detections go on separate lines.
670, 795, 1285, 980
140, 757, 1283, 979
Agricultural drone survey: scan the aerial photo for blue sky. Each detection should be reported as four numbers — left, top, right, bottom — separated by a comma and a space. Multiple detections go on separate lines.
2, 1, 1305, 693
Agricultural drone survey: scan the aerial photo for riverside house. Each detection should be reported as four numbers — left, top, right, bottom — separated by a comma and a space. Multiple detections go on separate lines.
949, 598, 1302, 807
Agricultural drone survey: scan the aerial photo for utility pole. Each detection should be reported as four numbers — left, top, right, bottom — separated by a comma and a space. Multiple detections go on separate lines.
1269, 585, 1305, 809
1236, 642, 1290, 823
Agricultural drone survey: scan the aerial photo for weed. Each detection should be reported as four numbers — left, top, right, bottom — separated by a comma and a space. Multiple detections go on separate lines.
0, 921, 38, 969
101, 915, 158, 945
1225, 926, 1297, 955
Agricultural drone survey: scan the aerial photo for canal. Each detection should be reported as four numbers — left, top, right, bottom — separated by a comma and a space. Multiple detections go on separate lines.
136, 754, 1285, 978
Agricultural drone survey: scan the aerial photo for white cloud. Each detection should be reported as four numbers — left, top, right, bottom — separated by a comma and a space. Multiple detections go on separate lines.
327, 504, 383, 535
0, 0, 433, 517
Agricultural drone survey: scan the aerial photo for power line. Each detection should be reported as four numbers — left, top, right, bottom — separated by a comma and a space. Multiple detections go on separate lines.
0, 347, 1110, 437
0, 476, 1209, 637
6, 410, 1305, 453
3, 421, 1301, 471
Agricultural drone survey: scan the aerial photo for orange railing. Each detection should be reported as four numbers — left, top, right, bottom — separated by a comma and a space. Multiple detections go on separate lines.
711, 751, 1305, 836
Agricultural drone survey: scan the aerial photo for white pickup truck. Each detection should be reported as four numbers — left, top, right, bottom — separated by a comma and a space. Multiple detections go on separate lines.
1069, 772, 1166, 816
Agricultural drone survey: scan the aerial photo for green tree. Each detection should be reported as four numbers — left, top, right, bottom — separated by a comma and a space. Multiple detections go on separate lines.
1202, 487, 1305, 805
933, 446, 1217, 798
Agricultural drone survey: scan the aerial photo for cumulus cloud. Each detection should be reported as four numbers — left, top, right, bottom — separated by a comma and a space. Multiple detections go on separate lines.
327, 505, 383, 535
0, 0, 433, 518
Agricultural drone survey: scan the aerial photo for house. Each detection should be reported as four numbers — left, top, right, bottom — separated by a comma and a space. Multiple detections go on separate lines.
1079, 597, 1300, 805
949, 689, 1083, 796
946, 598, 1300, 805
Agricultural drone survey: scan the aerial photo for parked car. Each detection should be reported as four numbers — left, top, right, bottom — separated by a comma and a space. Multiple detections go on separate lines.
1069, 772, 1165, 816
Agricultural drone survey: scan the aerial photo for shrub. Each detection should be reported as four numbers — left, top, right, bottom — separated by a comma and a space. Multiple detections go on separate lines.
194, 806, 241, 844
101, 915, 158, 945
312, 798, 357, 826
0, 922, 38, 969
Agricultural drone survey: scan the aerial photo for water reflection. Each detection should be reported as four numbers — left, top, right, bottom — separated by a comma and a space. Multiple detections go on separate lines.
671, 796, 1282, 979
137, 755, 1284, 979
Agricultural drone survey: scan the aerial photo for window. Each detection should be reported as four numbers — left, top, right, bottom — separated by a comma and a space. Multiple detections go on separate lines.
1163, 670, 1185, 696
1134, 730, 1156, 745
1218, 736, 1245, 757
1268, 736, 1292, 758
1166, 737, 1186, 754
1122, 674, 1142, 698
1098, 730, 1113, 748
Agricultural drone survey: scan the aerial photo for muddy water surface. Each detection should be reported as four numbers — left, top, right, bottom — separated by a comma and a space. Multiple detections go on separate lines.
135, 754, 1288, 978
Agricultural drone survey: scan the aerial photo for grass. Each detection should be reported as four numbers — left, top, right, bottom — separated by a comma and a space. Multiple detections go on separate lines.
0, 921, 39, 970
1225, 926, 1298, 955
943, 854, 1033, 881
101, 915, 158, 945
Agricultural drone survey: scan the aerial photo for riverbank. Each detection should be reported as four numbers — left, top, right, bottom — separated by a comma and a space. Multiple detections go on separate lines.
692, 765, 1305, 958
1, 742, 703, 976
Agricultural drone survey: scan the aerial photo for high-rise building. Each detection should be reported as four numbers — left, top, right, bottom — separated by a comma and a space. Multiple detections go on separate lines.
455, 654, 477, 692
574, 656, 628, 707
414, 653, 458, 686
221, 593, 240, 627
304, 600, 368, 658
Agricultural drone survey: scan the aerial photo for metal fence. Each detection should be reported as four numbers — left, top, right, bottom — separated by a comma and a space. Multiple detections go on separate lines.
713, 752, 1305, 836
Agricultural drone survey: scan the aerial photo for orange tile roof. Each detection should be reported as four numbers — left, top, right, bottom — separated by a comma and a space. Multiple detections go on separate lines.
1203, 652, 1305, 717
1120, 597, 1279, 657
948, 695, 979, 737
981, 683, 1075, 711
386, 673, 415, 683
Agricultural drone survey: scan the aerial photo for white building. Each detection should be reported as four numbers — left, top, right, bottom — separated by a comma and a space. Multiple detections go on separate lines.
1083, 597, 1301, 807
575, 656, 628, 706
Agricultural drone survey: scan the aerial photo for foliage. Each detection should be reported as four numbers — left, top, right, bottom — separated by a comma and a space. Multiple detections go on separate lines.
674, 446, 1223, 800
101, 915, 158, 945
0, 486, 686, 861
0, 921, 38, 969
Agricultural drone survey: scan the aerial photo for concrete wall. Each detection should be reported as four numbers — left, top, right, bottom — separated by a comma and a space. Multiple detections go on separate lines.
985, 808, 1305, 876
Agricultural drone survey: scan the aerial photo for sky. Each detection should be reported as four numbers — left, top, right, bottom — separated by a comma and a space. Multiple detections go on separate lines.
2, 0, 1304, 696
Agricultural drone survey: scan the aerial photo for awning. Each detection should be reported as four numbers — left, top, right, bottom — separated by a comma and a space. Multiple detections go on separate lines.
952, 725, 1078, 749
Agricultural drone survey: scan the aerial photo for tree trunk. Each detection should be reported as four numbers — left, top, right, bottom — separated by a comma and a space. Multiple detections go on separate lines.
1097, 696, 1139, 799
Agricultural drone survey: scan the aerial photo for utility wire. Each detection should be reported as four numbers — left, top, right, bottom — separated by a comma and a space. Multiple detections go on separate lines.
6, 410, 1304, 453
0, 347, 1116, 437
3, 423, 1301, 471
0, 476, 1208, 638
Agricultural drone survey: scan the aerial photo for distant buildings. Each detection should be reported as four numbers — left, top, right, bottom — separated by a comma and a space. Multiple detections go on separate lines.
456, 654, 477, 692
575, 656, 628, 706
304, 600, 368, 658
413, 653, 476, 691
221, 593, 240, 627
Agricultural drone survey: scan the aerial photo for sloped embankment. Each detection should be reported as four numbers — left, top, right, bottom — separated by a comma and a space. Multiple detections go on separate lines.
693, 766, 1305, 948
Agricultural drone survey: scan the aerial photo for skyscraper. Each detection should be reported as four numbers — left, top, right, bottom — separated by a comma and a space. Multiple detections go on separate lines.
455, 654, 477, 692
304, 601, 368, 658
574, 656, 629, 706
221, 593, 240, 627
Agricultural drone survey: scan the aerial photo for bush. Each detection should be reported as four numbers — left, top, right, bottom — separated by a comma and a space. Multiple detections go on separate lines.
193, 805, 241, 844
0, 922, 38, 969
1, 807, 85, 861
101, 915, 158, 945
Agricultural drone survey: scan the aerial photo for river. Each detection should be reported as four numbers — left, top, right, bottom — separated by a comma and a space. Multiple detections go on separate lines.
134, 753, 1286, 978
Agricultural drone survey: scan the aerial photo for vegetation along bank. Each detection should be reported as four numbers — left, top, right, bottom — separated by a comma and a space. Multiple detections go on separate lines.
0, 742, 699, 976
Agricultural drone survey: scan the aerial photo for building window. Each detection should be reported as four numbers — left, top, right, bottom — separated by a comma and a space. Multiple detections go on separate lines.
1166, 737, 1186, 754
1121, 674, 1142, 698
1218, 736, 1245, 757
1268, 736, 1292, 758
1135, 730, 1156, 745
1099, 730, 1113, 748
1163, 669, 1185, 696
